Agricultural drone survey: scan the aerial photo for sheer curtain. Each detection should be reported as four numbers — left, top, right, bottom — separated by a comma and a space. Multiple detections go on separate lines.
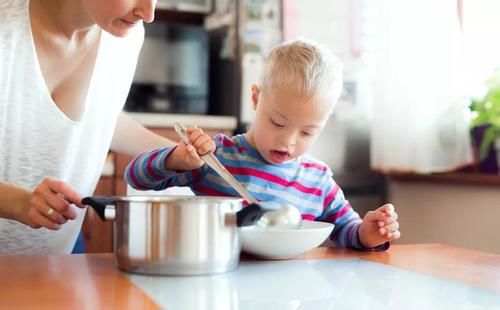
370, 0, 473, 173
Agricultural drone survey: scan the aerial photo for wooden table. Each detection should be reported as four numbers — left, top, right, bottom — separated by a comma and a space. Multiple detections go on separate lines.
1, 244, 499, 309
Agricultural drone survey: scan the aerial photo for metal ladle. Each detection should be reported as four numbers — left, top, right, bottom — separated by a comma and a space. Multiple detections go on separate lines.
174, 123, 302, 229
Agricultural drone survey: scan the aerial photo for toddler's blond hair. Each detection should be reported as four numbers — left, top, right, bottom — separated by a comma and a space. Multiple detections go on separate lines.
259, 38, 343, 112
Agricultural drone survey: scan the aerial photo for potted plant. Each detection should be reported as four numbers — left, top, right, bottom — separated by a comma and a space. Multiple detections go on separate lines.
470, 69, 500, 173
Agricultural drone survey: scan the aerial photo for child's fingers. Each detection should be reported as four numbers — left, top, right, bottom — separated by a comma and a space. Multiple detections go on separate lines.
364, 211, 385, 229
375, 204, 397, 227
187, 127, 204, 143
387, 230, 401, 240
383, 211, 398, 225
365, 209, 388, 225
379, 221, 399, 236
199, 139, 216, 155
192, 135, 212, 150
380, 203, 394, 214
377, 214, 398, 229
191, 135, 215, 155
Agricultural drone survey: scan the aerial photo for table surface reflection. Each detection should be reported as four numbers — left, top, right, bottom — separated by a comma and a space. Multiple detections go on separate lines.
1, 244, 499, 309
129, 258, 500, 310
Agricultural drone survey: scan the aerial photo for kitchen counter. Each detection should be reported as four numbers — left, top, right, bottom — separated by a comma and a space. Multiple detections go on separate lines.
125, 112, 238, 130
1, 244, 499, 309
389, 171, 500, 187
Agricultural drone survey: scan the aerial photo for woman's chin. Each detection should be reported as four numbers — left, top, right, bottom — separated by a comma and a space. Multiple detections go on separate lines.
106, 28, 131, 37
105, 21, 137, 37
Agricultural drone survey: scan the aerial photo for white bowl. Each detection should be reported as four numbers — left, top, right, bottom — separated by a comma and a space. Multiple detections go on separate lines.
240, 221, 334, 259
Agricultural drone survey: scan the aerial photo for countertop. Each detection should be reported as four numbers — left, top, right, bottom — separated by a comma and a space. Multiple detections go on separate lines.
389, 171, 500, 187
1, 244, 499, 309
125, 112, 238, 130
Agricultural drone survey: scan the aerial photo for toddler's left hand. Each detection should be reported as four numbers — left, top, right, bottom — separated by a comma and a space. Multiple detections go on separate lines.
358, 203, 400, 248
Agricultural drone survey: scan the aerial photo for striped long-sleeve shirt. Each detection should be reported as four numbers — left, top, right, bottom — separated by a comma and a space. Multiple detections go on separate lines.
125, 133, 388, 250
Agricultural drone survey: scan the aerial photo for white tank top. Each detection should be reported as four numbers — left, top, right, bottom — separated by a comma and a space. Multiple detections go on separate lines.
0, 0, 144, 254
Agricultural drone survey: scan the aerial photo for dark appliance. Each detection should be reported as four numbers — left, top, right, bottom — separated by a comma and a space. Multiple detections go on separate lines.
125, 23, 209, 114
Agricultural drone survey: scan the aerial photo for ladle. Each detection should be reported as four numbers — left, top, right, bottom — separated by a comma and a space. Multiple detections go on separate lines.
174, 123, 302, 229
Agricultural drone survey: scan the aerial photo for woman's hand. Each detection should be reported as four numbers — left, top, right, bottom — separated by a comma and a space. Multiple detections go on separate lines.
22, 177, 84, 230
166, 127, 216, 171
358, 203, 401, 248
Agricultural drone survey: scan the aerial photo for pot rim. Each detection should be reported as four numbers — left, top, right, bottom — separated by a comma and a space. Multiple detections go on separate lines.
110, 195, 244, 203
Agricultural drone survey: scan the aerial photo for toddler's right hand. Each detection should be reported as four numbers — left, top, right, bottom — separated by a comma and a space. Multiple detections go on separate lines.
23, 177, 84, 230
168, 126, 216, 171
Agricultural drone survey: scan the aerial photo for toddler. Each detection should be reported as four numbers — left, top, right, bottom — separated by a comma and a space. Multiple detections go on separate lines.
125, 39, 400, 250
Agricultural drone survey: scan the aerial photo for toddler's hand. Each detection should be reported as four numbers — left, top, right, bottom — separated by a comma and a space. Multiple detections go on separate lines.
167, 126, 216, 170
358, 203, 400, 248
185, 127, 216, 156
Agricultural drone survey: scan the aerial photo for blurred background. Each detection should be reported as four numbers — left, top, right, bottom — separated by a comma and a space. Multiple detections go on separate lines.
80, 0, 500, 255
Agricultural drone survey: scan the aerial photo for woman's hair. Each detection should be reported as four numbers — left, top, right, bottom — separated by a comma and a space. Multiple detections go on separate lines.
259, 38, 343, 111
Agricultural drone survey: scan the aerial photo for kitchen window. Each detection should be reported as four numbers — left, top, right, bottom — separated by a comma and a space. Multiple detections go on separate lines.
460, 0, 500, 98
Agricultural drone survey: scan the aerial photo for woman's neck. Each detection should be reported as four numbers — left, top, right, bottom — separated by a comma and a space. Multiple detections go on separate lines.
29, 0, 96, 41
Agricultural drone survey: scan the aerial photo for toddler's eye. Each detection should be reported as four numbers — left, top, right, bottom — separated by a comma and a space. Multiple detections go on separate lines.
301, 131, 313, 137
271, 120, 284, 128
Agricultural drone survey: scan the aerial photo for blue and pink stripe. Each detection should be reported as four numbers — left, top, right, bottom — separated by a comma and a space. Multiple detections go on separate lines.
124, 133, 384, 250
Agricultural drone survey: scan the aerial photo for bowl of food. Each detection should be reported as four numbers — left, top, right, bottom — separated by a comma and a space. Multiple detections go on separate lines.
240, 221, 334, 259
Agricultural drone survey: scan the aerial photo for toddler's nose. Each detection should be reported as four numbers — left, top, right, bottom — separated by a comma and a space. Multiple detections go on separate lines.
280, 132, 297, 148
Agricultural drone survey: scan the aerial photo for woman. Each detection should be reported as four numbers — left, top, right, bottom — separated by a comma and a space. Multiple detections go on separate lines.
0, 0, 173, 254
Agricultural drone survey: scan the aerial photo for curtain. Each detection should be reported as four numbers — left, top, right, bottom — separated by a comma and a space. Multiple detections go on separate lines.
370, 0, 473, 173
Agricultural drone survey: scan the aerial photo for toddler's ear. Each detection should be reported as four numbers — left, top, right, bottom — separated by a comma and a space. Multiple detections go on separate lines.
251, 84, 260, 109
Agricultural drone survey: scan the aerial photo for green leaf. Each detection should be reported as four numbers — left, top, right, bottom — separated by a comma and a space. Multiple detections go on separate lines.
470, 69, 500, 159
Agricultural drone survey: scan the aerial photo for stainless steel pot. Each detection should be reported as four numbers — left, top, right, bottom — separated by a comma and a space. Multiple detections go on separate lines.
82, 196, 265, 276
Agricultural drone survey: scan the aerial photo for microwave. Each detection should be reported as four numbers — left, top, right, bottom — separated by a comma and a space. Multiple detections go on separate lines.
156, 0, 212, 14
125, 23, 209, 114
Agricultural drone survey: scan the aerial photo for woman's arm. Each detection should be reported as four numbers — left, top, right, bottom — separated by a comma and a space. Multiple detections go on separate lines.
110, 112, 176, 156
0, 181, 30, 224
0, 112, 167, 228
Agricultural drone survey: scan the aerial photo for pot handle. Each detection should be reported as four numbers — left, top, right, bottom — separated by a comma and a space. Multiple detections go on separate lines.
81, 196, 118, 221
236, 203, 266, 227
